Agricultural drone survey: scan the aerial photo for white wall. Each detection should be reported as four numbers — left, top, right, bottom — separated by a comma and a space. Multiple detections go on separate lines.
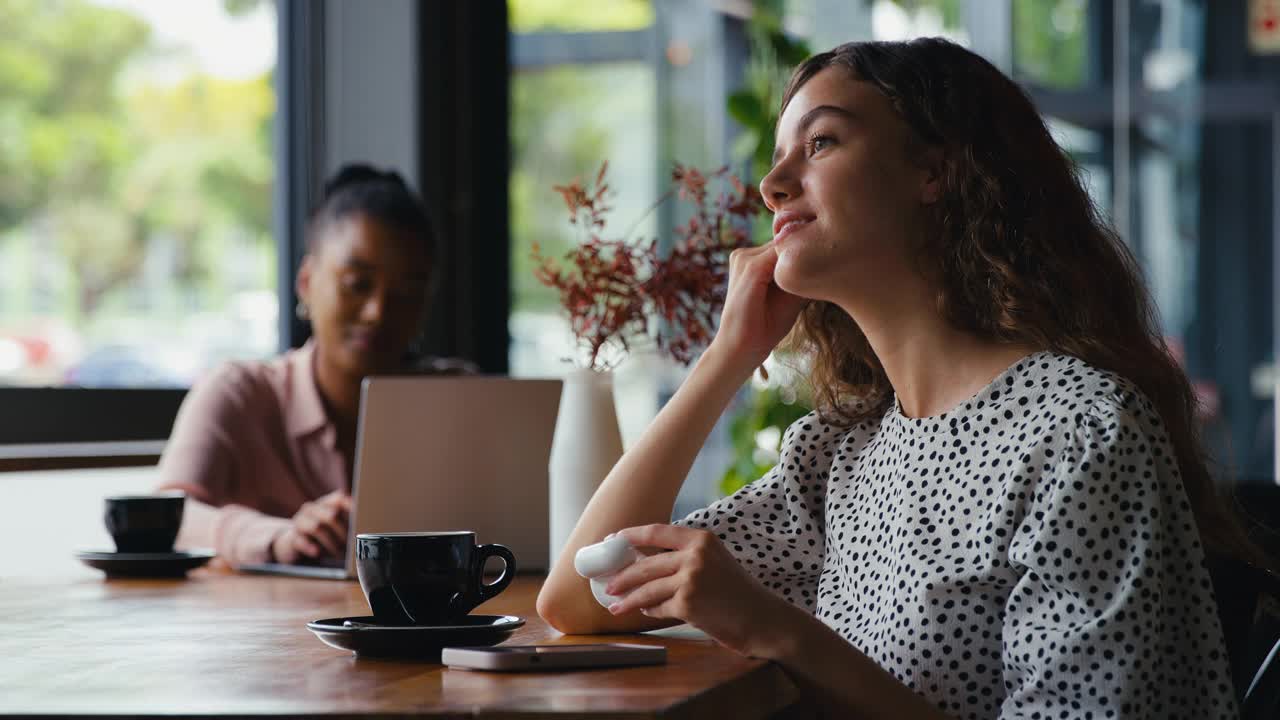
323, 0, 420, 192
0, 467, 158, 578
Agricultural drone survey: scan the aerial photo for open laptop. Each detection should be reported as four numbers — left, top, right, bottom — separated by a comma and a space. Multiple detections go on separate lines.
241, 376, 562, 580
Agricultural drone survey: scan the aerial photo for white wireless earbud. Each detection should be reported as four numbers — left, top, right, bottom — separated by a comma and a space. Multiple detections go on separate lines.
574, 534, 642, 608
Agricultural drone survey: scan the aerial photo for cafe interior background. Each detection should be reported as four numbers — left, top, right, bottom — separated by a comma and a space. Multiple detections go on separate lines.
2, 0, 1280, 574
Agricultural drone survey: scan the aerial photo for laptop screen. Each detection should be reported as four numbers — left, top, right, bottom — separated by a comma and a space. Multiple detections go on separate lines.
348, 376, 562, 574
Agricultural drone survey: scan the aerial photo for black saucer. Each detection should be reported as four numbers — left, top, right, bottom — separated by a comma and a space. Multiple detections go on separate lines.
75, 549, 216, 578
307, 614, 524, 659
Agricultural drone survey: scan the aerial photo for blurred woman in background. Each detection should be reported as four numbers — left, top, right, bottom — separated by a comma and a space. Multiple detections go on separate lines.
158, 164, 462, 567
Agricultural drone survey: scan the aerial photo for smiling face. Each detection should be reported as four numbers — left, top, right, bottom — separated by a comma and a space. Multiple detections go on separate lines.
760, 66, 940, 306
296, 212, 431, 379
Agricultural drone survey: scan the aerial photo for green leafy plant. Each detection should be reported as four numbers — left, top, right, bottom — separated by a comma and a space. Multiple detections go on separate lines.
720, 382, 812, 496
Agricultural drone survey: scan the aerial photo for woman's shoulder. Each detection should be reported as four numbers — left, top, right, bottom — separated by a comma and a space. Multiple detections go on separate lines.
781, 406, 882, 452
165, 353, 299, 448
187, 350, 299, 412
1028, 351, 1167, 439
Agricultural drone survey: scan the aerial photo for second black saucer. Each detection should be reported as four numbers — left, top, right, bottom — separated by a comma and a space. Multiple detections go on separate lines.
75, 549, 216, 578
306, 614, 524, 659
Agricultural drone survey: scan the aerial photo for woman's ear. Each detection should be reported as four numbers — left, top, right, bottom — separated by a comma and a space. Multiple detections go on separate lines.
295, 254, 315, 307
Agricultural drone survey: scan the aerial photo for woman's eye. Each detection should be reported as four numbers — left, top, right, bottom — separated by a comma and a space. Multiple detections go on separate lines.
807, 135, 834, 155
341, 276, 372, 295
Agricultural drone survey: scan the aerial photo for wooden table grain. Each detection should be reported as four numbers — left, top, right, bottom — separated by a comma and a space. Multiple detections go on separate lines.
0, 568, 803, 718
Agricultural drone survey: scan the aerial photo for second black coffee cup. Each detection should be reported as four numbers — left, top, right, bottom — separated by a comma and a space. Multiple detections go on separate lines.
356, 531, 516, 626
104, 493, 185, 553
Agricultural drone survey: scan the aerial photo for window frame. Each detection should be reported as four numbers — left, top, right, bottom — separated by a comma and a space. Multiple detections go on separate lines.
416, 0, 512, 374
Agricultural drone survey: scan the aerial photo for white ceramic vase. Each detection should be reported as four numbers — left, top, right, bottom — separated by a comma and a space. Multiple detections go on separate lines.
548, 368, 624, 567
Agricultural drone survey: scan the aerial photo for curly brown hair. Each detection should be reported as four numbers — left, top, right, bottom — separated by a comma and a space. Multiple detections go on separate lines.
779, 38, 1258, 562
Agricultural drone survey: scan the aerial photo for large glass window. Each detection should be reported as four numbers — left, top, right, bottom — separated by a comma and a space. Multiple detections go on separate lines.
1121, 0, 1274, 483
0, 0, 277, 389
1017, 1, 1277, 482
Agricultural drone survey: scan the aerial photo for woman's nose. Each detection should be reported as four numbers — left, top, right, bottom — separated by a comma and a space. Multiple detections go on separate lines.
759, 159, 797, 212
360, 293, 386, 323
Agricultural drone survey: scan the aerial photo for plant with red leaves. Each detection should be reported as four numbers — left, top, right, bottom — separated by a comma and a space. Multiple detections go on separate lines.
532, 161, 765, 371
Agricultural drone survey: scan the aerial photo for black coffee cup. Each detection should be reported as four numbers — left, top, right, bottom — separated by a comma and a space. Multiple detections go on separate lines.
104, 493, 185, 553
356, 531, 516, 626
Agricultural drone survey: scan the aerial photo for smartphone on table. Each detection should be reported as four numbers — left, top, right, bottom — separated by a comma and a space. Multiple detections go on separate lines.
441, 643, 666, 672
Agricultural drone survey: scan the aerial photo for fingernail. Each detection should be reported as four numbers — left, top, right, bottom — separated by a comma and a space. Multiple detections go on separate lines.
607, 602, 621, 614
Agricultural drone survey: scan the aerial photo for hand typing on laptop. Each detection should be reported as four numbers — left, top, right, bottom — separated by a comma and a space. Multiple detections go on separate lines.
270, 490, 352, 564
237, 376, 561, 580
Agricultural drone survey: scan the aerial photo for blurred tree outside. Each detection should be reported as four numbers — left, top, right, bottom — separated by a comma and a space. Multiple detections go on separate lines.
886, 0, 964, 28
0, 0, 274, 382
509, 0, 652, 32
510, 66, 620, 315
1012, 0, 1088, 89
221, 0, 266, 16
0, 0, 148, 231
726, 0, 810, 184
509, 0, 658, 318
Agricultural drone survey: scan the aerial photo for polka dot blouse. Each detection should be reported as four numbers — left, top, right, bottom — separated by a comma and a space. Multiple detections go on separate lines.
677, 352, 1237, 719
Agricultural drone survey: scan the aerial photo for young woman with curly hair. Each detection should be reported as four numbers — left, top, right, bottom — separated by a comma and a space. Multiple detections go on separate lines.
538, 38, 1243, 719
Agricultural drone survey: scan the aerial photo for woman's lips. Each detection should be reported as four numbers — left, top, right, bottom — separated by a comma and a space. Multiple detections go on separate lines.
346, 330, 380, 353
772, 215, 813, 244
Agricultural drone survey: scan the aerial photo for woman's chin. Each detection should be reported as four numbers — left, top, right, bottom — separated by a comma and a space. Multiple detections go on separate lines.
773, 248, 854, 304
772, 253, 813, 297
337, 347, 385, 377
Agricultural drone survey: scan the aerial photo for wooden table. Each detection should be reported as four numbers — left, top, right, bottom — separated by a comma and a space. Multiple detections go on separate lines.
0, 568, 803, 718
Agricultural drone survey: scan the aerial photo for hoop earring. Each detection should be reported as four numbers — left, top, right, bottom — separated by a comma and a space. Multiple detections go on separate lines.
295, 301, 310, 320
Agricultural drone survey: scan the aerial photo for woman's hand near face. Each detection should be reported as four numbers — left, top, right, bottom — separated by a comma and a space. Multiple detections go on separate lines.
603, 524, 796, 658
537, 252, 803, 634
710, 244, 807, 375
270, 490, 352, 564
537, 249, 803, 636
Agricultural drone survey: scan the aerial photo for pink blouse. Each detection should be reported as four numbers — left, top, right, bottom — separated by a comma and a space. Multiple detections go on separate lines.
156, 342, 347, 566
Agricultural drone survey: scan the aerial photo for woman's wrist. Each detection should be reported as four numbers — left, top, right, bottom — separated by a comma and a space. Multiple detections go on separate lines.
697, 341, 762, 387
749, 598, 952, 719
266, 528, 289, 564
745, 593, 818, 663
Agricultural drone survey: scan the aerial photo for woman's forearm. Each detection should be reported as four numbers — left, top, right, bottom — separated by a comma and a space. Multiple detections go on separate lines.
537, 345, 756, 633
758, 602, 952, 720
169, 494, 220, 550
159, 488, 290, 567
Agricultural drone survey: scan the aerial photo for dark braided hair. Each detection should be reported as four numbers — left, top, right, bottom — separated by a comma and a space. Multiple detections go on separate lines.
306, 163, 435, 264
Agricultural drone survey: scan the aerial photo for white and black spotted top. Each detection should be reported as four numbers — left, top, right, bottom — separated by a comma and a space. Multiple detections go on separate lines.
677, 352, 1237, 719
